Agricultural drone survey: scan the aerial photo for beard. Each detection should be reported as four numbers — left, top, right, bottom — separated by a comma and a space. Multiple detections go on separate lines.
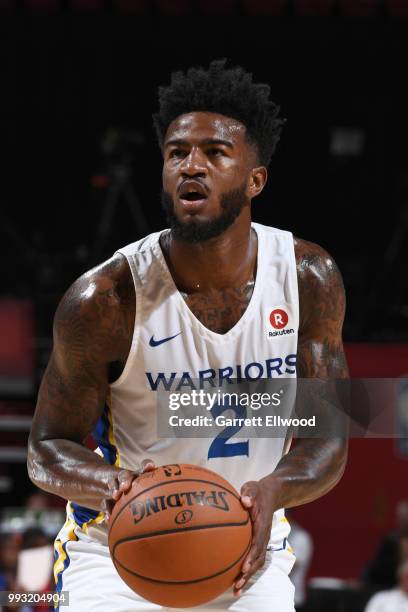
161, 182, 248, 243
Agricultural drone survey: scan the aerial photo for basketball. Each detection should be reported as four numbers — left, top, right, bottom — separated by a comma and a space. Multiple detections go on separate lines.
108, 463, 252, 608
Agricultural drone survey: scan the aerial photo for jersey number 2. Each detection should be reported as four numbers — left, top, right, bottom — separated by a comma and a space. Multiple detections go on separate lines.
207, 400, 249, 459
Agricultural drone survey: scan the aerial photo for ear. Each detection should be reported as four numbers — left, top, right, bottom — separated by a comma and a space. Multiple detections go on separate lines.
248, 166, 268, 199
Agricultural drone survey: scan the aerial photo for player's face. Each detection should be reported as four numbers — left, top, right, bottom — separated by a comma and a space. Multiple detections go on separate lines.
161, 112, 259, 242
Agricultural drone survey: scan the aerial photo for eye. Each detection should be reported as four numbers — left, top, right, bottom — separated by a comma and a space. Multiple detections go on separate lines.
207, 148, 224, 157
169, 149, 186, 159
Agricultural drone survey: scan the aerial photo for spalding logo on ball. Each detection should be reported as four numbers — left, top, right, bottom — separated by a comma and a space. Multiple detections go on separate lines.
108, 463, 252, 608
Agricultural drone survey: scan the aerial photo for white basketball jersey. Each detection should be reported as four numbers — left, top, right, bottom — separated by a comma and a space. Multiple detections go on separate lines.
67, 222, 299, 551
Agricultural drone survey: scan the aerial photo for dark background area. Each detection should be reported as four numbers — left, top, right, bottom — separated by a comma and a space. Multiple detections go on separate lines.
2, 2, 408, 352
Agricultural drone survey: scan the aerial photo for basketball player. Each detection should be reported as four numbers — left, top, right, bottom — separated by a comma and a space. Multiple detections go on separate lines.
27, 60, 348, 611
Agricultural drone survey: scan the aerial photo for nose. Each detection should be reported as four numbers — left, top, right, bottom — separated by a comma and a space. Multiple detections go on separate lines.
180, 147, 208, 178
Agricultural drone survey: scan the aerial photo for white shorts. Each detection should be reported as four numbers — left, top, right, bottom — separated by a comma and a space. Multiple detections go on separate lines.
54, 520, 296, 612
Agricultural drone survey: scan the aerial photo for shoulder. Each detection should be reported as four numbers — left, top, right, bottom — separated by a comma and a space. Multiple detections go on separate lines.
293, 237, 346, 334
294, 236, 345, 303
294, 237, 343, 288
55, 253, 133, 325
53, 253, 134, 363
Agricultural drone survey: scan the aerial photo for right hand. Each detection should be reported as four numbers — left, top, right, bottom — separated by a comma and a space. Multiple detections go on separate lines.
103, 459, 156, 521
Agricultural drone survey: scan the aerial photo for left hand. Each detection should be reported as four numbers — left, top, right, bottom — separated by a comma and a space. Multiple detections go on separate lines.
234, 479, 275, 596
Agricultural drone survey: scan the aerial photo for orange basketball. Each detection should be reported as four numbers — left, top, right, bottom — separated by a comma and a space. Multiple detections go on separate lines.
108, 463, 252, 608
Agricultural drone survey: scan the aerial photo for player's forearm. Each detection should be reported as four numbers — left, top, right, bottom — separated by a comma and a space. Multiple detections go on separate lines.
27, 437, 121, 510
261, 437, 348, 511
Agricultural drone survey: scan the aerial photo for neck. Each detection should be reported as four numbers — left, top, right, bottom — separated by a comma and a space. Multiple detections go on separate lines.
162, 214, 257, 292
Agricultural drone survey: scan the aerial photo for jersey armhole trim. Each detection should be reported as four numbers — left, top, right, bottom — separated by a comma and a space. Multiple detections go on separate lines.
287, 231, 300, 330
109, 252, 141, 389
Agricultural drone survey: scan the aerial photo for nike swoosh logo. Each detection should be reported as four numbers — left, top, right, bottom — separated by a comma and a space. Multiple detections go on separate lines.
149, 332, 181, 347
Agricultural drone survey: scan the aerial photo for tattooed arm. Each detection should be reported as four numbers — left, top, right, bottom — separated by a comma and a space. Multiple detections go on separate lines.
258, 238, 349, 505
27, 255, 154, 514
235, 239, 348, 593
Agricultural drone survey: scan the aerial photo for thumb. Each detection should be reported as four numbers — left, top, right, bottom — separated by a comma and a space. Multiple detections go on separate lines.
140, 458, 156, 472
240, 481, 259, 508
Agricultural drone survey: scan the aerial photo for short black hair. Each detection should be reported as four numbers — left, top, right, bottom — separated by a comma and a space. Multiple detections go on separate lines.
153, 59, 285, 166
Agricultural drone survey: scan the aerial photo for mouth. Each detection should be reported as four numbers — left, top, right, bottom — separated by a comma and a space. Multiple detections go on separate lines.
178, 180, 209, 212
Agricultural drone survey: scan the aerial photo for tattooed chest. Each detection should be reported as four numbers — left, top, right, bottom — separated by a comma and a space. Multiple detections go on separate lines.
181, 281, 255, 335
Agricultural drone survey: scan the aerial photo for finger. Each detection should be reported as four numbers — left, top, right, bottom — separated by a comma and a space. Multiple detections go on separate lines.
234, 554, 252, 590
103, 507, 111, 524
242, 496, 262, 524
241, 526, 264, 574
234, 551, 266, 591
242, 554, 266, 583
236, 516, 265, 583
140, 458, 156, 472
111, 486, 122, 499
240, 481, 259, 509
242, 550, 256, 575
107, 475, 121, 500
234, 575, 245, 591
118, 470, 136, 493
102, 498, 115, 523
233, 568, 247, 596
105, 498, 115, 514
